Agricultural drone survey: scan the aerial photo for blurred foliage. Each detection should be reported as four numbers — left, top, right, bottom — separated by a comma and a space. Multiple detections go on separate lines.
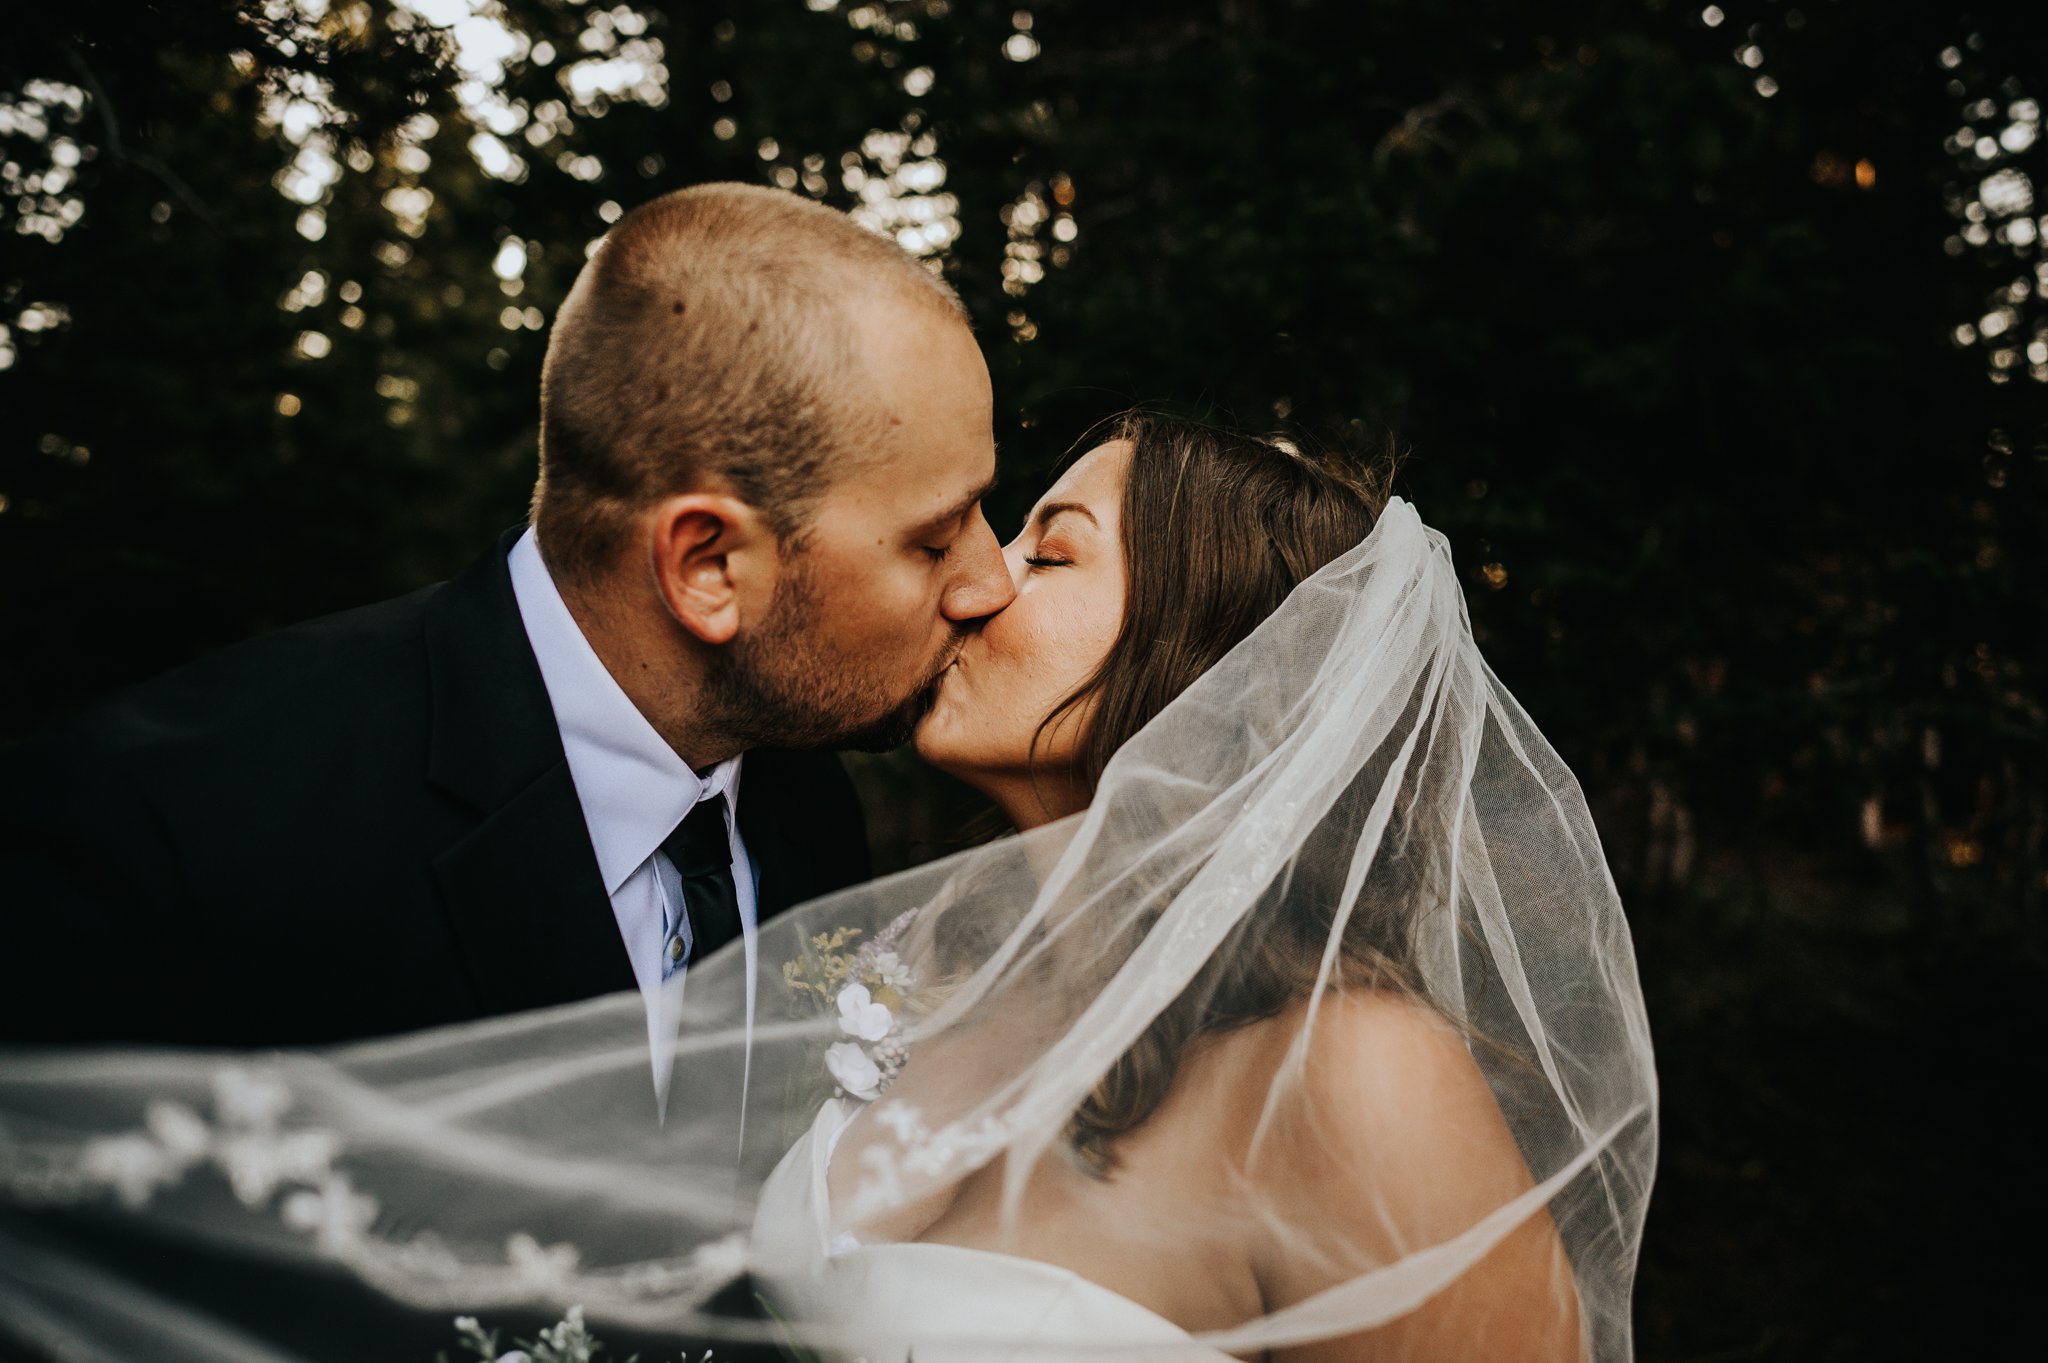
2, 1, 2046, 1355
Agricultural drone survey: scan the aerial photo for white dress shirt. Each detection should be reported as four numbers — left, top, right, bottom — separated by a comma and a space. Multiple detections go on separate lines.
507, 527, 759, 1113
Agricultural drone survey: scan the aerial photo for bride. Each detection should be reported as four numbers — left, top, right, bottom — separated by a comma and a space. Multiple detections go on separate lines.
748, 412, 1652, 1361
0, 413, 1656, 1363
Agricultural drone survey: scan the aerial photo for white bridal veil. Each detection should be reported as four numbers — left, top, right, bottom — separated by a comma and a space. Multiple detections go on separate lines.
0, 497, 1656, 1361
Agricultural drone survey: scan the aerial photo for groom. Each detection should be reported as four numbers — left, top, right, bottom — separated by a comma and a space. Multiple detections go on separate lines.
0, 183, 1014, 1049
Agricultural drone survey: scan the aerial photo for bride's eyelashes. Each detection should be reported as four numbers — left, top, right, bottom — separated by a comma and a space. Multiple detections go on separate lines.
1023, 554, 1073, 569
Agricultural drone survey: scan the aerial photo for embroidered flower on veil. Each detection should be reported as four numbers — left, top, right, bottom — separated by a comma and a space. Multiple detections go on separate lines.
446, 1303, 729, 1363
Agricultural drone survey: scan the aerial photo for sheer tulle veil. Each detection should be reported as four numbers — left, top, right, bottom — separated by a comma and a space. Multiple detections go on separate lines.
0, 495, 1657, 1359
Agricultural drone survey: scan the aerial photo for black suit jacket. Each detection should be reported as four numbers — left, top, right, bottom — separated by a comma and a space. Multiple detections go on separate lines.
0, 528, 871, 1047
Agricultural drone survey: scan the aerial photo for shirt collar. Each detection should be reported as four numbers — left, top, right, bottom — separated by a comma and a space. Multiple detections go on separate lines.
507, 527, 743, 896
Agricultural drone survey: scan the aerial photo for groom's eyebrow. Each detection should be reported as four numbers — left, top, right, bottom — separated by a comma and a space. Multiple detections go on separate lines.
909, 473, 1000, 540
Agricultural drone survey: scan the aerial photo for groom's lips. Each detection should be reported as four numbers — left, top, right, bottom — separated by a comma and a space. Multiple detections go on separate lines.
920, 648, 964, 704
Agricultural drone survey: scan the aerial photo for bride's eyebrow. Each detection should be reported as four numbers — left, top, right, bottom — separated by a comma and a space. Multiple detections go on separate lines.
1033, 501, 1099, 532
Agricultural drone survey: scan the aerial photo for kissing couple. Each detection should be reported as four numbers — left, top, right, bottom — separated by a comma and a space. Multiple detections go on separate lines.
0, 184, 1658, 1363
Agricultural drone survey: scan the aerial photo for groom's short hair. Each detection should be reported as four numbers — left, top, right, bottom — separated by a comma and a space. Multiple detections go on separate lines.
532, 182, 968, 584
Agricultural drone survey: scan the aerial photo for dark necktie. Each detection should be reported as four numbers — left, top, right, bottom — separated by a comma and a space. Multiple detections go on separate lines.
658, 793, 743, 968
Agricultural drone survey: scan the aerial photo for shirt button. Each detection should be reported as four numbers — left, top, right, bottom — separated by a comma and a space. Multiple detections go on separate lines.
667, 936, 686, 963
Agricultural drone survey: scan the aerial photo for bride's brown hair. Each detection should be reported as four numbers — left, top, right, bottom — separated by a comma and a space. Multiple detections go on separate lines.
1029, 411, 1422, 1173
1034, 411, 1397, 794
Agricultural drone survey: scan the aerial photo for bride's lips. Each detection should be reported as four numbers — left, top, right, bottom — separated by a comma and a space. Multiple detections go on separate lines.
923, 649, 963, 700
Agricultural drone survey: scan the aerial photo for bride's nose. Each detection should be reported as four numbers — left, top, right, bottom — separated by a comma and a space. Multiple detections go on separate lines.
939, 508, 1017, 624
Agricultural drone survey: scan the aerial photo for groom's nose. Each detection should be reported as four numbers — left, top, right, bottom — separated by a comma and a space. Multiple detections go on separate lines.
939, 507, 1017, 623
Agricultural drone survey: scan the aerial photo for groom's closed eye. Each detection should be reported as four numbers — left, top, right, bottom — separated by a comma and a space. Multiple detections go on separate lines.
908, 476, 1001, 562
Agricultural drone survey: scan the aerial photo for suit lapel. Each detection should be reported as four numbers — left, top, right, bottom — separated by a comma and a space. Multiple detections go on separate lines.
432, 763, 634, 1013
739, 786, 806, 920
738, 749, 842, 921
423, 528, 635, 1013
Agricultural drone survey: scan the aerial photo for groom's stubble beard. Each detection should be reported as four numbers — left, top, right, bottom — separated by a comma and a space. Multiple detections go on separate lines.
700, 544, 962, 754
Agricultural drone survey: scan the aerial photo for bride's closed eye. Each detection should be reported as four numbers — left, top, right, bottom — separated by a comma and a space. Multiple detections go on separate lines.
1022, 528, 1080, 569
1019, 503, 1096, 571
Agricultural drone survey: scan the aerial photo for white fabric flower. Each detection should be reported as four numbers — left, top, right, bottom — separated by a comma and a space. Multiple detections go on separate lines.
835, 983, 893, 1041
825, 1041, 882, 1099
870, 950, 911, 990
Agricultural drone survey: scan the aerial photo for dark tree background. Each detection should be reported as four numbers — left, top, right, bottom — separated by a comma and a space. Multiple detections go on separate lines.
3, 1, 2042, 1356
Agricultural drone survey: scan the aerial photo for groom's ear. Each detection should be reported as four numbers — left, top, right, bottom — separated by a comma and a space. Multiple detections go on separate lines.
647, 493, 770, 646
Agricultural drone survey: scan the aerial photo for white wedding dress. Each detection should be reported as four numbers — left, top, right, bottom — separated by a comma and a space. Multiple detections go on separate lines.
753, 1098, 1237, 1363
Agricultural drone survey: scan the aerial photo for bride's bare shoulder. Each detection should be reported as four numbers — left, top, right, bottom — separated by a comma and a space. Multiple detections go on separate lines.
1226, 991, 1566, 1346
1242, 988, 1483, 1103
1225, 989, 1527, 1192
